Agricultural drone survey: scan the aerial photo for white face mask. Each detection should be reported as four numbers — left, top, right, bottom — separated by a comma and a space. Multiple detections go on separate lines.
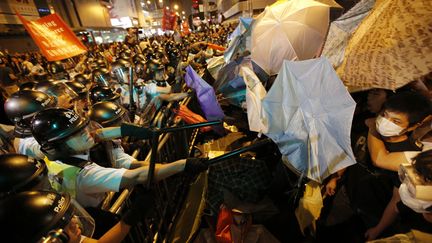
399, 183, 432, 213
375, 115, 405, 137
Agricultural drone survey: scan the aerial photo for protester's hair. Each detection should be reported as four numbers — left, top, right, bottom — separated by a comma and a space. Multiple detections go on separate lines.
412, 150, 432, 182
383, 91, 432, 126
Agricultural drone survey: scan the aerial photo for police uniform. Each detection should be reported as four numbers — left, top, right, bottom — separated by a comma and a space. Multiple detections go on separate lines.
46, 153, 126, 208
15, 136, 45, 160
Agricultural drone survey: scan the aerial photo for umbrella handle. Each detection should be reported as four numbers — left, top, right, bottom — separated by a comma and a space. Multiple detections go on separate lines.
206, 138, 272, 165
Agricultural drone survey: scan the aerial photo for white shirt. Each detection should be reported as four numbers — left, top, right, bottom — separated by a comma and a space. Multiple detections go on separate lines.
54, 154, 127, 208
17, 137, 45, 160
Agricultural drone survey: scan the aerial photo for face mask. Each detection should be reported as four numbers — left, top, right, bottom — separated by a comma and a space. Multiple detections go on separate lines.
399, 183, 432, 213
375, 115, 405, 137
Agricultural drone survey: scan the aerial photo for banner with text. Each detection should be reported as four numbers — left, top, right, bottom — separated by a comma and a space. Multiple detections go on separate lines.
162, 8, 177, 31
16, 12, 87, 61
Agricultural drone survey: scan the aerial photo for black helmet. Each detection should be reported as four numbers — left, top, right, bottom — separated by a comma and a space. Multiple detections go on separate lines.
111, 59, 131, 84
34, 80, 78, 99
48, 61, 65, 74
96, 58, 107, 68
73, 73, 91, 86
0, 191, 95, 242
119, 50, 132, 60
132, 53, 146, 64
19, 80, 38, 91
65, 81, 88, 99
5, 90, 56, 137
89, 86, 121, 104
0, 154, 47, 198
92, 67, 111, 86
88, 101, 128, 127
31, 108, 89, 160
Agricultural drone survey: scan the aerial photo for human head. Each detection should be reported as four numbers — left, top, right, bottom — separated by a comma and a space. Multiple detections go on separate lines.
398, 150, 432, 214
34, 80, 79, 109
5, 90, 57, 138
88, 101, 129, 127
0, 154, 50, 198
31, 108, 94, 160
376, 92, 432, 137
0, 191, 95, 242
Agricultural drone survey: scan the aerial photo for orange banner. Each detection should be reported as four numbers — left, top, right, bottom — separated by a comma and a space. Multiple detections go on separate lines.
16, 12, 87, 61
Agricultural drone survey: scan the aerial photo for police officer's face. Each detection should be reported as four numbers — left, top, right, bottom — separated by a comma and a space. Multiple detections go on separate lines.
65, 127, 95, 153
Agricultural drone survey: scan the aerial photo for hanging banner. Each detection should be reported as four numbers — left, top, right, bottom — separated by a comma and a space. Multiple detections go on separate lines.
16, 12, 87, 61
162, 8, 177, 31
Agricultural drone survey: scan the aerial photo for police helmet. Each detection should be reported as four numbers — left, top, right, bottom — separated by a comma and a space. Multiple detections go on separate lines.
5, 90, 56, 137
73, 73, 91, 86
89, 86, 121, 104
0, 154, 47, 198
88, 101, 128, 127
31, 108, 89, 160
92, 67, 111, 87
48, 61, 65, 75
111, 59, 131, 84
65, 81, 88, 99
0, 191, 95, 242
19, 81, 38, 91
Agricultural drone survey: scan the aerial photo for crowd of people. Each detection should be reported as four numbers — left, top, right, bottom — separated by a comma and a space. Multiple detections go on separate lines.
0, 19, 431, 243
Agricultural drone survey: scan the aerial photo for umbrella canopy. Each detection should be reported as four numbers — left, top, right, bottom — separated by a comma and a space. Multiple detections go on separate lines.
322, 0, 375, 68
337, 0, 432, 91
217, 76, 246, 108
225, 17, 253, 62
185, 65, 225, 122
206, 55, 225, 81
262, 57, 356, 183
251, 0, 331, 75
240, 66, 268, 133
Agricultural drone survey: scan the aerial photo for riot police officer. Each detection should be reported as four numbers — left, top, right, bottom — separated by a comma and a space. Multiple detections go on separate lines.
4, 90, 56, 159
31, 108, 208, 208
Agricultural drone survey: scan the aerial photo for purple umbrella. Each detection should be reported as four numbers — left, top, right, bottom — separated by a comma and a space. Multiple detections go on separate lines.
185, 65, 225, 122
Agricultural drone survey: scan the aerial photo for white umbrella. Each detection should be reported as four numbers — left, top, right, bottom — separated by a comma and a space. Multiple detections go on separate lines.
251, 0, 331, 75
262, 57, 356, 183
240, 66, 268, 134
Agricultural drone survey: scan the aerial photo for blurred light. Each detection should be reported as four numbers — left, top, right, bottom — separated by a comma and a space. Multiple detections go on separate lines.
166, 6, 169, 10
182, 16, 185, 19
175, 11, 179, 15
159, 0, 162, 2
147, 0, 151, 4
181, 11, 185, 15
174, 4, 178, 10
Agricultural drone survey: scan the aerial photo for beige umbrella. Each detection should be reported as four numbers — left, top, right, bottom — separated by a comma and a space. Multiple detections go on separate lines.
337, 0, 432, 91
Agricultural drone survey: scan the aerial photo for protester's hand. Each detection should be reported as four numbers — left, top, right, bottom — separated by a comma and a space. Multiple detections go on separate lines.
121, 188, 155, 226
184, 157, 209, 174
364, 226, 381, 241
324, 178, 338, 197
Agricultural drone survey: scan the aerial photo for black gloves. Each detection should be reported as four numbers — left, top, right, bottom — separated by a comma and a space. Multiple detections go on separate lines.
184, 157, 209, 174
120, 123, 156, 139
122, 189, 155, 226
